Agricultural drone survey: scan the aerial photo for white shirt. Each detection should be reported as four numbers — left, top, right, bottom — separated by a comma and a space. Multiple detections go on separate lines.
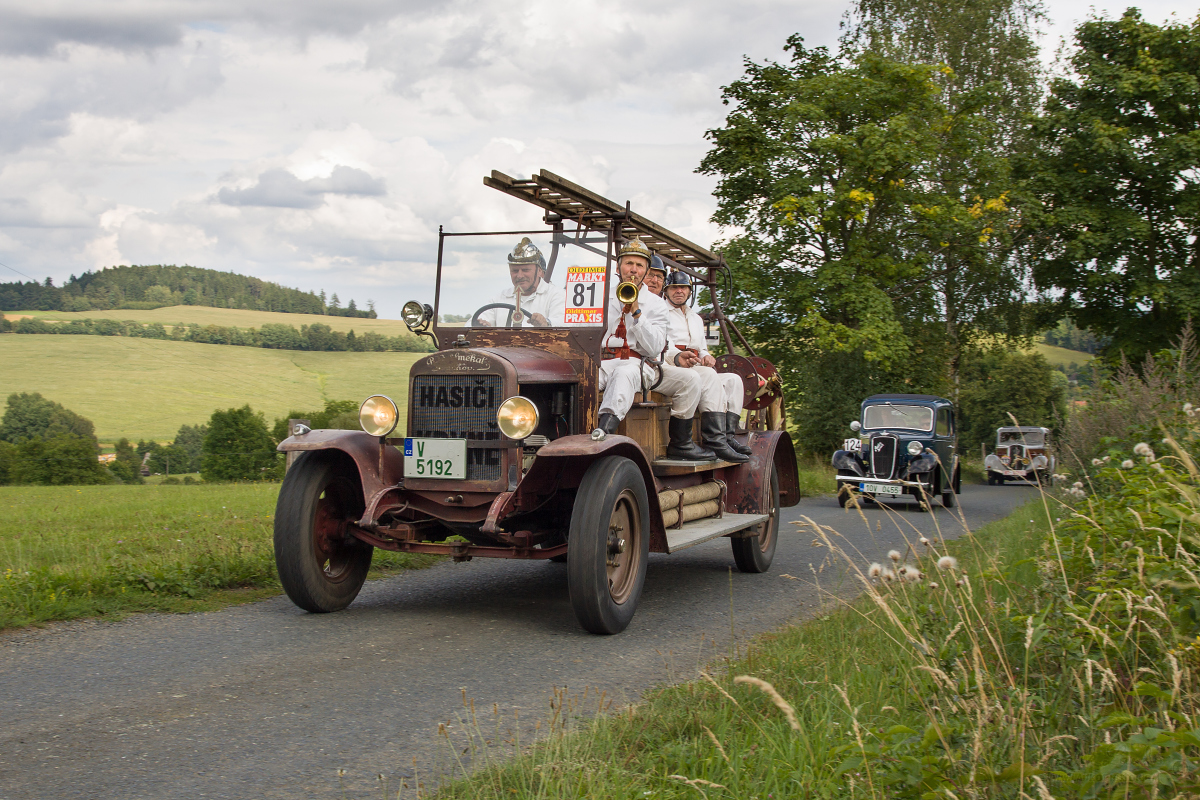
476, 278, 565, 327
603, 283, 668, 359
665, 302, 709, 364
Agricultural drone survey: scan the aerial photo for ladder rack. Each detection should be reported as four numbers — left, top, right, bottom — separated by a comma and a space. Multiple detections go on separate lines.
483, 169, 723, 273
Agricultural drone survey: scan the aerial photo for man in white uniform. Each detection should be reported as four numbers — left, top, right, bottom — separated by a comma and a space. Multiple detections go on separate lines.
596, 240, 714, 461
475, 237, 565, 327
660, 270, 753, 459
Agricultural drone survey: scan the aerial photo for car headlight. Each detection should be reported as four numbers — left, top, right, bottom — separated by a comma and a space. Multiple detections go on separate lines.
907, 440, 925, 456
401, 301, 428, 328
359, 395, 399, 437
497, 396, 539, 440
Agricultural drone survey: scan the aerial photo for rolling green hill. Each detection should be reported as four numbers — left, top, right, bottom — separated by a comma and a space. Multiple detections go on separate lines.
1033, 341, 1095, 368
6, 306, 413, 336
0, 336, 421, 443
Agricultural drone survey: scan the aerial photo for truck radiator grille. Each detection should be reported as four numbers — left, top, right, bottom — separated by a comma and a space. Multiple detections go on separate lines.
410, 374, 504, 481
869, 435, 898, 479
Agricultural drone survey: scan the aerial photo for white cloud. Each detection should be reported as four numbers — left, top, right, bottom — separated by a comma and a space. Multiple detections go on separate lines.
0, 0, 1195, 314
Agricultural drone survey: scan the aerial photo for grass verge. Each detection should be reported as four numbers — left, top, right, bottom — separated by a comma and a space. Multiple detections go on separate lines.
0, 483, 438, 631
433, 434, 1200, 798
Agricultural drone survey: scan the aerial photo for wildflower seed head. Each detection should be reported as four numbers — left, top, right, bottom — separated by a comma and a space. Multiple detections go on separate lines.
888, 549, 901, 562
919, 536, 930, 546
1092, 458, 1103, 466
955, 579, 964, 587
1121, 459, 1135, 469
1072, 481, 1083, 489
882, 568, 896, 582
1134, 442, 1153, 457
1103, 455, 1111, 462
937, 555, 958, 571
868, 563, 883, 578
929, 582, 939, 589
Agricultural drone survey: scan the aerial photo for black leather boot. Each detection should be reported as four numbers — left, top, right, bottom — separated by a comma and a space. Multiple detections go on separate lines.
725, 412, 753, 456
666, 416, 715, 460
701, 412, 750, 463
596, 412, 621, 435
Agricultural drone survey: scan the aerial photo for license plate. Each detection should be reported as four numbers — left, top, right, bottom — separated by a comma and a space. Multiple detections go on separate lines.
861, 482, 902, 496
404, 438, 466, 479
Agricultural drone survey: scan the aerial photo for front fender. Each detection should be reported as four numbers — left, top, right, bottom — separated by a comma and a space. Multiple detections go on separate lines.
833, 450, 865, 476
277, 430, 402, 511
984, 454, 1004, 471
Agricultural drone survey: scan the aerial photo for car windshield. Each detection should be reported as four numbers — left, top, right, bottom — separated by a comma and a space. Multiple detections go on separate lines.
435, 230, 611, 329
998, 429, 1045, 446
862, 404, 934, 432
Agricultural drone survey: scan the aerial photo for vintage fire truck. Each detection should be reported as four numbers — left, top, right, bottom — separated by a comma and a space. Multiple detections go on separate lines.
273, 170, 798, 634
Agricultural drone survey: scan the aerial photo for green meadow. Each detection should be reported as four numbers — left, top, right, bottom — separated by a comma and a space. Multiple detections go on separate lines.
0, 482, 437, 630
0, 335, 421, 442
1032, 341, 1095, 368
5, 305, 416, 336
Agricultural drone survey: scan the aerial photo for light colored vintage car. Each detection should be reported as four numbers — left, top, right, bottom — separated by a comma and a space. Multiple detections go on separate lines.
984, 426, 1054, 485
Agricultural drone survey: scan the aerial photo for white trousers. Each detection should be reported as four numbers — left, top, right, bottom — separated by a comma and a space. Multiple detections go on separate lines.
689, 365, 745, 415
598, 358, 702, 419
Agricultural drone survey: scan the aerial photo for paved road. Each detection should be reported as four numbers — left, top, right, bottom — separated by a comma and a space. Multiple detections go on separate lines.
0, 483, 1038, 799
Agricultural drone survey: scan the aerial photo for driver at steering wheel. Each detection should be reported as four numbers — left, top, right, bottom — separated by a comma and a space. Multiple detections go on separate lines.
475, 237, 564, 327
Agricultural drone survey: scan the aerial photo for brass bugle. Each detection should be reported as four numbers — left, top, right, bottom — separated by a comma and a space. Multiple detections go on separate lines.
616, 281, 639, 304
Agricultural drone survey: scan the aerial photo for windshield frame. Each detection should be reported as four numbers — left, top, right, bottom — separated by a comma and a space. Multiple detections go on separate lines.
432, 224, 615, 338
861, 403, 935, 433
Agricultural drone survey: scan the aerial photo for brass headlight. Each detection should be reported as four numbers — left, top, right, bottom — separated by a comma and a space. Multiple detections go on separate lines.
496, 396, 538, 440
359, 395, 398, 437
401, 301, 427, 328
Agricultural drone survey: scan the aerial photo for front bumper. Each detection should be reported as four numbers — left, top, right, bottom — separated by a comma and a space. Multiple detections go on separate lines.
835, 475, 931, 496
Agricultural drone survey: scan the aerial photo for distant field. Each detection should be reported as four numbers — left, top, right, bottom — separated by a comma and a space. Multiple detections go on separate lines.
1033, 342, 1095, 368
0, 336, 421, 442
5, 305, 415, 336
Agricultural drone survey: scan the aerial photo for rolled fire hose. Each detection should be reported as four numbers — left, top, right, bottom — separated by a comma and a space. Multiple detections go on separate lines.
658, 482, 723, 528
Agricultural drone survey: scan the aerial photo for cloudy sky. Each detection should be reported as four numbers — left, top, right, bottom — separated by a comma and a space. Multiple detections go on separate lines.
0, 0, 1194, 317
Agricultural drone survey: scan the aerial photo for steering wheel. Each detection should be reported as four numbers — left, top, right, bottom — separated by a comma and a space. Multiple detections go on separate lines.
470, 303, 536, 328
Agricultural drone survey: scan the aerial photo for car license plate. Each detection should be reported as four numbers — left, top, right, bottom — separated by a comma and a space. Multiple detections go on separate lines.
404, 438, 466, 479
861, 482, 902, 496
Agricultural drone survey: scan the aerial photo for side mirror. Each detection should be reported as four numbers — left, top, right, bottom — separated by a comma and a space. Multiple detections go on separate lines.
849, 421, 861, 432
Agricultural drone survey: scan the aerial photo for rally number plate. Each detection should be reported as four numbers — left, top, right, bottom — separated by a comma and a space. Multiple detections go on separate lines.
404, 438, 467, 480
861, 482, 903, 496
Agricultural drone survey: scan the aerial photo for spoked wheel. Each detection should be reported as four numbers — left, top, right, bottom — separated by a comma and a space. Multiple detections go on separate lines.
732, 463, 779, 573
567, 456, 649, 634
274, 451, 372, 613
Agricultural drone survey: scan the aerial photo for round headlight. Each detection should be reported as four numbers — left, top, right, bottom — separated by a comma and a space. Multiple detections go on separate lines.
497, 396, 539, 440
359, 395, 398, 437
907, 440, 925, 456
401, 301, 426, 327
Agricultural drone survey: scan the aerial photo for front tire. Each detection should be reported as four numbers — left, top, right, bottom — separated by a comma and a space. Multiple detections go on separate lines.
274, 452, 372, 613
732, 463, 779, 573
567, 457, 650, 634
941, 467, 956, 508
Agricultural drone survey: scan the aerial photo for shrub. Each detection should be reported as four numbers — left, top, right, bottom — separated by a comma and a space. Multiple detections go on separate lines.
200, 405, 280, 482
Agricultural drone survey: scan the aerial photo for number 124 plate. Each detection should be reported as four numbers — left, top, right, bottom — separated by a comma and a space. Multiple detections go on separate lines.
404, 438, 466, 479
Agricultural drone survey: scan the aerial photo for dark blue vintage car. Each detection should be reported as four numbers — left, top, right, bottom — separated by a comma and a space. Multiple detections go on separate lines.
832, 394, 961, 509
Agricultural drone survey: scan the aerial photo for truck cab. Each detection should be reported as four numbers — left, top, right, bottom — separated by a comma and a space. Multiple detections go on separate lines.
273, 170, 799, 634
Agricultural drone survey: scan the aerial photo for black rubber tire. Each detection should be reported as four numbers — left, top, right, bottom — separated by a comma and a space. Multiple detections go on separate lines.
941, 468, 956, 508
567, 456, 650, 634
274, 451, 372, 613
548, 553, 568, 563
732, 463, 779, 573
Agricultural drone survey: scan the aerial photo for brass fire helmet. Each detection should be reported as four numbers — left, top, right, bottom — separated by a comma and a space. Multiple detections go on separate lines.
615, 239, 653, 304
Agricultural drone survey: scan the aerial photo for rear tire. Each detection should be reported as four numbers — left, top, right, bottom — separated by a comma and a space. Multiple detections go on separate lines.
567, 457, 650, 634
732, 463, 779, 573
274, 452, 372, 613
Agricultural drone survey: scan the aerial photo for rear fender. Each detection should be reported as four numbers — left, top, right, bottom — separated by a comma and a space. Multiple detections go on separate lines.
277, 430, 402, 514
725, 430, 800, 512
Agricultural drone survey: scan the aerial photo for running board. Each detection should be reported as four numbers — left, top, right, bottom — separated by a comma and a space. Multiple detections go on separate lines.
665, 513, 768, 553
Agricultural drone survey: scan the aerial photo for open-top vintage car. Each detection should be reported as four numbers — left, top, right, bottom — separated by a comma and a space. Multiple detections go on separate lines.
272, 170, 797, 634
984, 426, 1054, 485
832, 394, 961, 509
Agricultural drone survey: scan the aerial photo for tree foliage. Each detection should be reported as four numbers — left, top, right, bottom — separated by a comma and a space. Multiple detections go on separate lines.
956, 348, 1065, 450
0, 393, 109, 485
271, 400, 361, 442
1028, 10, 1200, 362
0, 392, 97, 445
200, 406, 280, 482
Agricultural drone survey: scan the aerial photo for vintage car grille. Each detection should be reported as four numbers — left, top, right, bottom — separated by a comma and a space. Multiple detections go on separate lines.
869, 435, 898, 479
410, 374, 504, 481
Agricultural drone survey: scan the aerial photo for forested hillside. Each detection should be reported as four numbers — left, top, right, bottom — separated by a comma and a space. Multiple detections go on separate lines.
0, 264, 374, 318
